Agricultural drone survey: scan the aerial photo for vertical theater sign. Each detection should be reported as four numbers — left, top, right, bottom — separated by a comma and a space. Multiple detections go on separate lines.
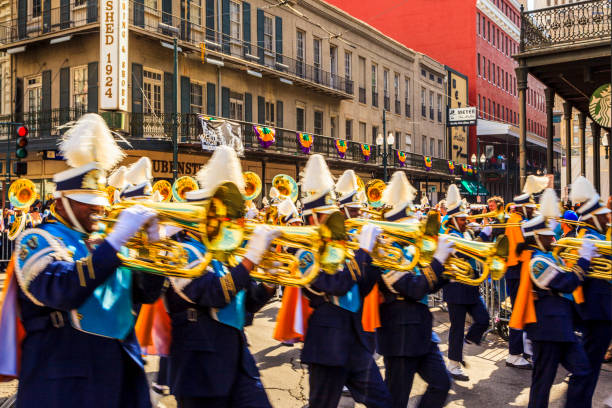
100, 0, 129, 111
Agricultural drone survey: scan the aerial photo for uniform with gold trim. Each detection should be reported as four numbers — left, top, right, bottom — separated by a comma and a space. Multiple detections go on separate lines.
375, 172, 452, 408
570, 176, 612, 406
298, 154, 392, 408
13, 114, 165, 408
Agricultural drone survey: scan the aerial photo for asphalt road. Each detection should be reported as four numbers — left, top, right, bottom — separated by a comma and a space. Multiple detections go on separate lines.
1, 298, 611, 407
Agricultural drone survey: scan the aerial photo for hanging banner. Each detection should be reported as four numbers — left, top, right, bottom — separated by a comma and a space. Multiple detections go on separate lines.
334, 139, 348, 159
424, 156, 432, 172
100, 0, 128, 111
589, 83, 610, 129
296, 132, 313, 154
448, 160, 455, 174
254, 126, 276, 148
461, 164, 468, 174
198, 115, 244, 155
361, 144, 371, 162
397, 151, 406, 167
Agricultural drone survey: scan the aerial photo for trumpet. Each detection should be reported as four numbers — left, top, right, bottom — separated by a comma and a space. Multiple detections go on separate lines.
237, 211, 350, 287
552, 237, 611, 280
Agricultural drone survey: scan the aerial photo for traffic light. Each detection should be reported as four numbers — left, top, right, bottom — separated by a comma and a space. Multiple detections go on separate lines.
16, 125, 28, 159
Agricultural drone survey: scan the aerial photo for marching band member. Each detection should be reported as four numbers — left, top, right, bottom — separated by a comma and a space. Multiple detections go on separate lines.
298, 154, 392, 408
336, 169, 366, 219
10, 114, 165, 408
559, 210, 579, 239
375, 172, 453, 408
121, 157, 154, 201
477, 196, 505, 242
277, 198, 302, 226
163, 146, 280, 408
570, 176, 612, 406
107, 165, 127, 204
442, 184, 490, 381
511, 188, 595, 408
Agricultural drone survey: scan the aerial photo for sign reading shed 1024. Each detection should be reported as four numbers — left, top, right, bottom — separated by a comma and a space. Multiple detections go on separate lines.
100, 0, 129, 111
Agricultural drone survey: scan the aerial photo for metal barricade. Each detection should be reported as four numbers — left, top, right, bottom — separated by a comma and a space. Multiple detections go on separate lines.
481, 277, 512, 341
0, 232, 14, 271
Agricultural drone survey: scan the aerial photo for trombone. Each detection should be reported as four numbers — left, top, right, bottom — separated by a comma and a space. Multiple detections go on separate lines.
552, 237, 611, 280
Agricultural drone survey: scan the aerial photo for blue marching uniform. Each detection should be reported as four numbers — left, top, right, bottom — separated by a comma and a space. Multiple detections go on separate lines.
442, 226, 489, 363
14, 216, 166, 408
377, 255, 451, 408
164, 236, 274, 408
575, 226, 611, 406
301, 249, 392, 408
525, 247, 592, 408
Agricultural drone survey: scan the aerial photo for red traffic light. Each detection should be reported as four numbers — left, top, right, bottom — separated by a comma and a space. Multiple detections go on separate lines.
17, 126, 28, 137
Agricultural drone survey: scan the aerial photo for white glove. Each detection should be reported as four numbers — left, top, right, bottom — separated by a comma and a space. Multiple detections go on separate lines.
433, 235, 455, 264
106, 205, 157, 251
244, 226, 282, 264
578, 240, 597, 262
246, 208, 259, 220
145, 218, 160, 243
481, 226, 492, 237
359, 224, 382, 253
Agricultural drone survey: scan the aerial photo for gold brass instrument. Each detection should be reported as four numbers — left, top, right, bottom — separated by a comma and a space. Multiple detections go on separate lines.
172, 176, 199, 202
238, 211, 350, 287
467, 209, 505, 222
152, 180, 173, 202
105, 186, 118, 205
8, 178, 38, 240
272, 174, 298, 202
552, 237, 612, 280
243, 171, 262, 201
366, 179, 386, 208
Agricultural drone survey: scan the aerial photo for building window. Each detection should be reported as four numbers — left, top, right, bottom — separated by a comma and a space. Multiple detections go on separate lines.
421, 87, 426, 117
421, 69, 426, 77
422, 135, 427, 155
437, 94, 442, 122
492, 63, 496, 84
477, 53, 481, 76
344, 51, 352, 80
314, 110, 323, 134
72, 66, 88, 112
477, 12, 480, 35
25, 75, 41, 113
359, 121, 366, 142
405, 134, 412, 152
488, 60, 491, 81
429, 91, 434, 120
430, 138, 435, 157
313, 38, 321, 83
144, 0, 157, 10
143, 69, 162, 114
395, 131, 401, 149
372, 126, 378, 145
438, 140, 443, 158
330, 115, 337, 139
263, 15, 274, 52
296, 106, 305, 131
345, 119, 353, 141
229, 1, 240, 40
330, 46, 338, 88
393, 73, 400, 113
229, 92, 243, 120
383, 69, 389, 110
404, 77, 411, 117
371, 64, 378, 107
31, 0, 41, 18
296, 30, 305, 77
190, 83, 203, 113
265, 101, 275, 126
190, 0, 202, 25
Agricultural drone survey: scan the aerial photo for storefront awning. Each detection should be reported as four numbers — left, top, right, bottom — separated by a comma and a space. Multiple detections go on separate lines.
459, 180, 489, 196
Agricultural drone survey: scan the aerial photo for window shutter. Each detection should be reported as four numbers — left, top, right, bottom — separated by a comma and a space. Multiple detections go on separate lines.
17, 0, 26, 38
206, 83, 216, 115
257, 96, 265, 124
87, 0, 97, 23
41, 70, 51, 137
181, 1, 191, 42
244, 93, 252, 122
59, 68, 70, 124
242, 2, 251, 55
88, 62, 98, 113
14, 78, 23, 123
256, 8, 264, 64
180, 76, 191, 113
221, 87, 230, 118
163, 72, 174, 134
131, 63, 143, 137
205, 0, 215, 41
133, 0, 144, 28
221, 0, 230, 53
275, 16, 282, 64
276, 100, 283, 127
60, 0, 70, 29
43, 0, 51, 33
162, 0, 172, 25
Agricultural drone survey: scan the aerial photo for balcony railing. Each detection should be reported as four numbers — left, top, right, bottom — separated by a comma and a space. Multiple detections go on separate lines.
358, 87, 366, 104
0, 1, 97, 44
521, 0, 611, 51
8, 109, 451, 175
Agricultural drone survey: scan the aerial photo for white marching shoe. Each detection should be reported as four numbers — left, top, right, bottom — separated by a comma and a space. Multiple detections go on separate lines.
447, 360, 469, 381
506, 354, 533, 370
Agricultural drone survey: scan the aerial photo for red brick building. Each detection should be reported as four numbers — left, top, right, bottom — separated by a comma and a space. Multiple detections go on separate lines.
325, 0, 554, 200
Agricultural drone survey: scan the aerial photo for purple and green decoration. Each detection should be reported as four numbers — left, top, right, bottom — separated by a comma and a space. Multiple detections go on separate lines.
335, 139, 348, 158
254, 125, 275, 148
397, 151, 406, 167
296, 132, 313, 154
361, 144, 371, 162
448, 160, 455, 174
424, 156, 432, 171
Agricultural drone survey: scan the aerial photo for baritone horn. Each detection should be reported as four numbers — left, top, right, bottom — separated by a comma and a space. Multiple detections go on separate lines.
172, 176, 199, 202
366, 179, 386, 208
552, 237, 611, 280
8, 178, 38, 240
272, 174, 298, 202
243, 171, 262, 201
152, 180, 173, 202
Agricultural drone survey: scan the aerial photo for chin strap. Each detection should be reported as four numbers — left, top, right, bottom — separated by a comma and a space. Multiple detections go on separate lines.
452, 217, 460, 231
60, 195, 86, 234
534, 235, 546, 252
592, 216, 604, 233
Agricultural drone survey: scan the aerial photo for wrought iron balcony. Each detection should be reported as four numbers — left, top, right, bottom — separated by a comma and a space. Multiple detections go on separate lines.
521, 0, 611, 51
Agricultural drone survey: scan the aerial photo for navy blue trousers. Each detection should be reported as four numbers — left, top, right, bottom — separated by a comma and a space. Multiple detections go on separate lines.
447, 300, 489, 362
383, 343, 451, 408
580, 320, 612, 406
528, 340, 591, 408
506, 277, 524, 356
175, 368, 271, 408
308, 343, 391, 408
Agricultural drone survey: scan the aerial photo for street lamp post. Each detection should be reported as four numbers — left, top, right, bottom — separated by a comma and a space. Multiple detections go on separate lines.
377, 112, 395, 182
471, 154, 477, 201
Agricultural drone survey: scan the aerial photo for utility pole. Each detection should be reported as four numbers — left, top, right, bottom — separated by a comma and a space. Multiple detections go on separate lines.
172, 37, 179, 182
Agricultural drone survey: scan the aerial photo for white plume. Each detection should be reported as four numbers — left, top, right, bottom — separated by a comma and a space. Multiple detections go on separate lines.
335, 170, 358, 195
196, 146, 245, 196
300, 154, 335, 195
539, 188, 560, 218
421, 195, 430, 207
278, 198, 298, 217
269, 187, 280, 200
59, 113, 124, 170
262, 197, 269, 206
445, 184, 461, 206
125, 157, 152, 185
569, 176, 596, 205
107, 166, 127, 189
523, 175, 549, 195
381, 171, 417, 208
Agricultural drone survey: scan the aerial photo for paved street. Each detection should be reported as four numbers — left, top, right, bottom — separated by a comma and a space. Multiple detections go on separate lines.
1, 297, 611, 407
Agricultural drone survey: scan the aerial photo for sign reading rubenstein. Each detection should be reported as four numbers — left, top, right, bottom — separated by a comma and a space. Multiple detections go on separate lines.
100, 0, 129, 111
448, 107, 477, 126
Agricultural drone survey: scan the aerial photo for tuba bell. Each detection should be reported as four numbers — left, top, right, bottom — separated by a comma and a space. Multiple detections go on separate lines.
272, 174, 298, 202
243, 171, 262, 201
365, 179, 386, 208
8, 178, 38, 240
152, 180, 173, 202
172, 176, 199, 202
